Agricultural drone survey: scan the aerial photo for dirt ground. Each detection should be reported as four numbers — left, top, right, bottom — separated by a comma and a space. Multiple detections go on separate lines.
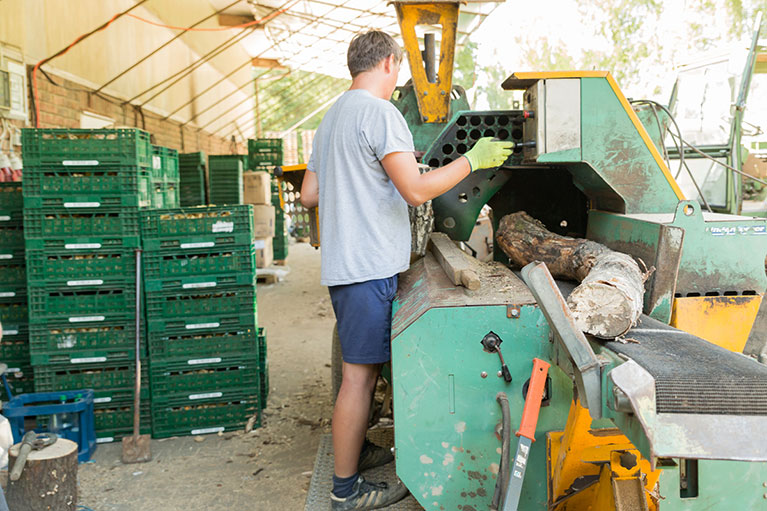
78, 241, 336, 510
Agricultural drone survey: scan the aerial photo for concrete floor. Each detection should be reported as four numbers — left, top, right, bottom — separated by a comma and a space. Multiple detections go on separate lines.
78, 242, 336, 510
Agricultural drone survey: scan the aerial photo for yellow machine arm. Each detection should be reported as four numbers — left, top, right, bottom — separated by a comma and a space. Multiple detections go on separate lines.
393, 1, 460, 123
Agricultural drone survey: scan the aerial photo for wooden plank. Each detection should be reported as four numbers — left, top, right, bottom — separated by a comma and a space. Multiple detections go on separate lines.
428, 232, 480, 291
218, 13, 258, 26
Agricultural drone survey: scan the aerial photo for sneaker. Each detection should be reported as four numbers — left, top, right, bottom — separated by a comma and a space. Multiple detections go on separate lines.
330, 475, 409, 510
358, 439, 394, 472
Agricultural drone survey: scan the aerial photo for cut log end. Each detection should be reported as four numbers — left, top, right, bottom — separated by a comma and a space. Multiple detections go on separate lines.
568, 282, 638, 338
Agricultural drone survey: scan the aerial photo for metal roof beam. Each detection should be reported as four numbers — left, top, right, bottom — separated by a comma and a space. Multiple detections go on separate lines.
94, 0, 242, 94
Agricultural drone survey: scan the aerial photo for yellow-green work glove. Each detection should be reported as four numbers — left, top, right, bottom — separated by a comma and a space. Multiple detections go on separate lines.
463, 137, 514, 171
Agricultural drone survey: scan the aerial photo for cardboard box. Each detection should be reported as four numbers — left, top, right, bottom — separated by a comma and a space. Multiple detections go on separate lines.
244, 171, 272, 205
254, 236, 274, 268
252, 204, 275, 238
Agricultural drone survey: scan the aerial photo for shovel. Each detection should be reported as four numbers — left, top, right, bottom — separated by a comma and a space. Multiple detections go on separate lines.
122, 249, 151, 463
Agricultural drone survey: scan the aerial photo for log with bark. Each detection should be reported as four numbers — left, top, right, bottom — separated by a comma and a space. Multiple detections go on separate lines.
496, 211, 647, 338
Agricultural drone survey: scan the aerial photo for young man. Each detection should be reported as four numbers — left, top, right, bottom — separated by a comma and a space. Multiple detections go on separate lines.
301, 31, 512, 510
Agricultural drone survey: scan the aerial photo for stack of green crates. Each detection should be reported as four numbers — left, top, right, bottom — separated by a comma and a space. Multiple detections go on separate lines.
249, 139, 288, 261
0, 182, 32, 399
208, 155, 246, 205
271, 181, 289, 261
151, 146, 180, 209
141, 205, 263, 438
257, 327, 268, 405
179, 152, 207, 206
247, 138, 282, 171
21, 127, 151, 443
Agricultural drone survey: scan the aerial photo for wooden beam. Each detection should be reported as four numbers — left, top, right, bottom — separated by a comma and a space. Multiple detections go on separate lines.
218, 13, 260, 26
429, 232, 480, 291
251, 57, 285, 69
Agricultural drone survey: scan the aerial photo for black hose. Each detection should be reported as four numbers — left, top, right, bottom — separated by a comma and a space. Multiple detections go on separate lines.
629, 98, 713, 212
492, 392, 511, 511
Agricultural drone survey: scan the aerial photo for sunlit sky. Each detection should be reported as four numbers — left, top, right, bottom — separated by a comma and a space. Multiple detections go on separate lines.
462, 0, 756, 104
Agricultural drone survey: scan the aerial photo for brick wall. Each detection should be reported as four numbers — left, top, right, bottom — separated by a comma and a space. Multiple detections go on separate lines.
4, 67, 246, 156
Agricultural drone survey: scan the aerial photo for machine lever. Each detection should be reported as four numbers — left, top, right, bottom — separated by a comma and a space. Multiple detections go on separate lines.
481, 332, 512, 383
520, 262, 602, 419
496, 349, 512, 383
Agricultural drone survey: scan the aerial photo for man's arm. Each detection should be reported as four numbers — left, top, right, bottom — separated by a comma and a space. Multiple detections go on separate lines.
382, 137, 513, 207
381, 152, 470, 207
300, 170, 319, 209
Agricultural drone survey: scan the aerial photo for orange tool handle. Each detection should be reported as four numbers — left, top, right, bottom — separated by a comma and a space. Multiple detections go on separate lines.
516, 358, 551, 441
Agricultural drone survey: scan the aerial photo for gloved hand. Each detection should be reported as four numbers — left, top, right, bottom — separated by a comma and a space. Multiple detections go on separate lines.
463, 137, 514, 171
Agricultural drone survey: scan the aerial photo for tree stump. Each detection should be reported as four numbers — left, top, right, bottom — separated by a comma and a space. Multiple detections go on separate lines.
496, 211, 646, 338
7, 438, 78, 511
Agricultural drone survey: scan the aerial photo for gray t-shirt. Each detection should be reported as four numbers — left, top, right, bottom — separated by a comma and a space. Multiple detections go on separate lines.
307, 89, 415, 286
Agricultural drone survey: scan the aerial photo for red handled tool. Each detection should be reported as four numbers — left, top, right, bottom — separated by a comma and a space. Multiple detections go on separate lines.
503, 358, 550, 511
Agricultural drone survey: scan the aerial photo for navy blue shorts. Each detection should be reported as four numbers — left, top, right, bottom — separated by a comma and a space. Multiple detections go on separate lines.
329, 275, 398, 365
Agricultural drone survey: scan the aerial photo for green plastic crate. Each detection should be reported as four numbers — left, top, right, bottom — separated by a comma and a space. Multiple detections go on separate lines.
142, 245, 255, 281
25, 249, 136, 287
22, 168, 151, 203
0, 284, 26, 302
34, 360, 147, 393
0, 299, 28, 324
147, 311, 257, 335
0, 182, 23, 212
147, 325, 258, 360
28, 284, 136, 323
0, 253, 26, 287
30, 346, 135, 366
1, 365, 34, 400
208, 156, 243, 204
247, 139, 282, 170
23, 235, 141, 252
179, 152, 206, 166
249, 138, 282, 152
0, 330, 29, 362
0, 208, 23, 226
29, 320, 144, 364
273, 241, 289, 261
23, 208, 140, 239
0, 225, 25, 250
151, 393, 260, 438
152, 146, 180, 181
258, 327, 268, 406
23, 193, 151, 210
151, 181, 179, 209
140, 205, 253, 240
144, 273, 255, 294
93, 386, 149, 405
21, 128, 153, 168
96, 425, 151, 443
94, 401, 151, 432
141, 233, 252, 253
149, 356, 260, 400
145, 286, 255, 319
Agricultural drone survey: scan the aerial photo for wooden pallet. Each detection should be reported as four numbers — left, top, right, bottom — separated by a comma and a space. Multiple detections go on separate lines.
256, 266, 289, 284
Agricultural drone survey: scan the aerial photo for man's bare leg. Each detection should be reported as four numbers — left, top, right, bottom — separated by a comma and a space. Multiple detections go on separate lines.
332, 361, 380, 477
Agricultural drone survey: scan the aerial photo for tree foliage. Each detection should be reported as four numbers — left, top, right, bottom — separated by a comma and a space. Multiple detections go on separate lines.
467, 0, 765, 106
254, 69, 349, 133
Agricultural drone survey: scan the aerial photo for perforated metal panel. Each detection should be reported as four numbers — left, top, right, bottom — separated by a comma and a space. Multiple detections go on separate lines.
421, 110, 525, 169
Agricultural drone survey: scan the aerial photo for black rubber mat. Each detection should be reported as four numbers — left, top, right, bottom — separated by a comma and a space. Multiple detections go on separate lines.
604, 315, 767, 415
